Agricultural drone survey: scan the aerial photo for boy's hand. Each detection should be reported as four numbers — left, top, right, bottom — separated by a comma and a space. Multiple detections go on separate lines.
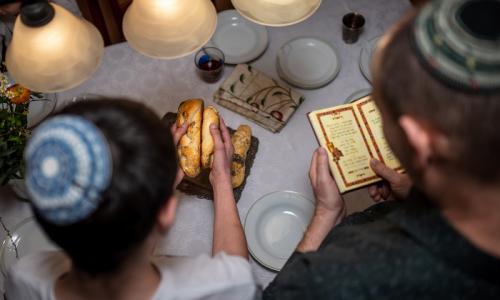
368, 158, 412, 202
309, 147, 346, 223
171, 121, 188, 188
209, 118, 234, 189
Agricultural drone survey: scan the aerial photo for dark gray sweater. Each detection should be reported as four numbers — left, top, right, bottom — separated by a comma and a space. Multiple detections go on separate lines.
263, 189, 500, 299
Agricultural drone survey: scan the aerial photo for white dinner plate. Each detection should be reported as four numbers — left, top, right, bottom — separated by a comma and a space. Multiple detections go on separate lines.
207, 9, 268, 64
245, 191, 315, 271
359, 36, 381, 82
0, 218, 58, 276
277, 37, 340, 89
28, 93, 57, 128
344, 88, 372, 103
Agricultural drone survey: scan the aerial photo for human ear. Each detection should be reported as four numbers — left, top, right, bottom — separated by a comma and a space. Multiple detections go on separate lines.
399, 115, 433, 168
157, 196, 177, 233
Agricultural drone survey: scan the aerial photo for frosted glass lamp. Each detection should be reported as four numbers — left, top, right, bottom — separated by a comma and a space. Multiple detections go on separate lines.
231, 0, 322, 27
123, 0, 217, 59
6, 1, 104, 93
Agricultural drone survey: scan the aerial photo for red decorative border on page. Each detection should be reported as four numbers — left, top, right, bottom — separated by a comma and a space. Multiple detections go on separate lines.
356, 99, 384, 163
356, 99, 405, 173
316, 107, 378, 188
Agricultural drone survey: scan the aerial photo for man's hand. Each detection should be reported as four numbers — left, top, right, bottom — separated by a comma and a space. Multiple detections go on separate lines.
368, 158, 413, 202
297, 147, 346, 253
209, 118, 234, 190
170, 121, 188, 188
309, 147, 346, 220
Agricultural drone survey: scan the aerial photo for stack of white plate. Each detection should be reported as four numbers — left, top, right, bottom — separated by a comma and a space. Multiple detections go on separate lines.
277, 37, 340, 89
28, 93, 57, 128
207, 10, 269, 64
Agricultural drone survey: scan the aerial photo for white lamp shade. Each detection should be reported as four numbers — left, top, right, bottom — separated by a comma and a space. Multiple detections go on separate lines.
231, 0, 321, 27
6, 4, 104, 93
123, 0, 217, 59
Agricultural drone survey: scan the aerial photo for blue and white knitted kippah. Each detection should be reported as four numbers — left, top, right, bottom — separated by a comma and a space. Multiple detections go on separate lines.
413, 0, 500, 92
25, 116, 113, 225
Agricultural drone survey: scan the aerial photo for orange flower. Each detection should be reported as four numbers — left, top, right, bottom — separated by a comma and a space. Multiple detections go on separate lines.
7, 84, 31, 104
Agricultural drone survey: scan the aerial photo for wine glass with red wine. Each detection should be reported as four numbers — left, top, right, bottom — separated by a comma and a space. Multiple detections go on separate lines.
195, 47, 225, 83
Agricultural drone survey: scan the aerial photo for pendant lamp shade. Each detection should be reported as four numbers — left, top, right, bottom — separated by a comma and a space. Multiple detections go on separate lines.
231, 0, 321, 27
6, 3, 104, 93
123, 0, 217, 59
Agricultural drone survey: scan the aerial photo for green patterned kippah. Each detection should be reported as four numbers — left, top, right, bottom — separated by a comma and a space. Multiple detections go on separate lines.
413, 0, 500, 92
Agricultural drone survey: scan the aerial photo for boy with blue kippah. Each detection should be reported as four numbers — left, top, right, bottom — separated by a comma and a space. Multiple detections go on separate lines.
5, 99, 256, 300
264, 0, 500, 299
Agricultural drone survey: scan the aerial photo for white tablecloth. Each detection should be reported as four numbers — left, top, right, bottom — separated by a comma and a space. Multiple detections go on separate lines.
0, 0, 410, 291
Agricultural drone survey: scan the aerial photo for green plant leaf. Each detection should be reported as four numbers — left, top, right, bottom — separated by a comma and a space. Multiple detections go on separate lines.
0, 102, 29, 183
8, 135, 21, 143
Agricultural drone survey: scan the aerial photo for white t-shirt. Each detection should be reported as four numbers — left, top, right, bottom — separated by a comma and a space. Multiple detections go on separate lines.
5, 251, 256, 300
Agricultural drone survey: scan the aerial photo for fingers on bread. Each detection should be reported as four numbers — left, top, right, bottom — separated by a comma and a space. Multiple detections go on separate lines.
231, 125, 252, 188
201, 106, 219, 169
177, 100, 252, 186
176, 99, 203, 177
177, 100, 221, 177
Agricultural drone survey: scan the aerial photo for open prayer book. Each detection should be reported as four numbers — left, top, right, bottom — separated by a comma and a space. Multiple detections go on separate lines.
308, 95, 404, 193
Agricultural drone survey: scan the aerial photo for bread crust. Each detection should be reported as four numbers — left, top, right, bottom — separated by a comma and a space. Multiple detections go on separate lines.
201, 106, 219, 169
176, 99, 203, 177
231, 125, 252, 187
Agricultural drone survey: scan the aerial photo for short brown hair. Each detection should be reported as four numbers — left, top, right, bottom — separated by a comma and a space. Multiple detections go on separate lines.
373, 12, 500, 182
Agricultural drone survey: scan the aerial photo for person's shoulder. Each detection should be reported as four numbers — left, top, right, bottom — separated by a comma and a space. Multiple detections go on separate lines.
277, 215, 432, 297
5, 251, 69, 300
153, 253, 255, 300
263, 210, 420, 300
264, 248, 370, 300
322, 201, 413, 249
155, 252, 253, 283
321, 209, 424, 268
8, 251, 69, 279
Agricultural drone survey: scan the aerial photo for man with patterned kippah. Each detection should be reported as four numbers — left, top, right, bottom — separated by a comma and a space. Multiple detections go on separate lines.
264, 0, 500, 299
